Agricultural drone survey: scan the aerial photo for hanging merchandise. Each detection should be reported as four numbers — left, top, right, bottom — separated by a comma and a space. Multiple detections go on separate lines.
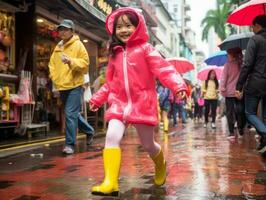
0, 11, 15, 74
0, 86, 10, 120
10, 71, 33, 104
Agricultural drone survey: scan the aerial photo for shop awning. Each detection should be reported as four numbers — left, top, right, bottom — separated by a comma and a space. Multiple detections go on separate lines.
37, 0, 109, 41
0, 0, 34, 13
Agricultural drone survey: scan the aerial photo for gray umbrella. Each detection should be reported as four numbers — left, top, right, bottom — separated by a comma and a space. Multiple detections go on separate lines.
218, 32, 254, 50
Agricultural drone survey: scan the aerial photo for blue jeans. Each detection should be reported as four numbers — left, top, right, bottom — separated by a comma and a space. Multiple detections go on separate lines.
60, 86, 94, 147
172, 102, 186, 124
245, 95, 266, 137
78, 113, 94, 136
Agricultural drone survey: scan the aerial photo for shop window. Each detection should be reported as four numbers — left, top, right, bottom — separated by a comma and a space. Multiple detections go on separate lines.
0, 11, 15, 75
35, 16, 60, 130
0, 11, 16, 123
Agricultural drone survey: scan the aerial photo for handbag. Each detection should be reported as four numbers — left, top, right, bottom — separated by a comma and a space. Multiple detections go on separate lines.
84, 85, 92, 102
83, 73, 92, 102
197, 98, 205, 106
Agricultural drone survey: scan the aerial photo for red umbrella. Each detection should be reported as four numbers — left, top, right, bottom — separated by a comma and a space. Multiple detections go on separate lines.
227, 0, 266, 26
166, 57, 194, 74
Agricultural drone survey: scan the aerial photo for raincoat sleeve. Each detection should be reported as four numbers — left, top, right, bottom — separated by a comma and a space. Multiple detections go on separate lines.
144, 44, 187, 94
89, 62, 114, 107
220, 63, 228, 97
68, 41, 89, 74
48, 51, 56, 82
236, 38, 256, 91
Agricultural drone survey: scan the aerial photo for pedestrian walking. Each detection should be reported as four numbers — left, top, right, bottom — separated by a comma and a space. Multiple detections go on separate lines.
48, 19, 94, 154
220, 47, 246, 139
191, 84, 204, 122
236, 15, 266, 153
89, 7, 187, 196
157, 82, 171, 132
169, 90, 187, 126
202, 70, 219, 129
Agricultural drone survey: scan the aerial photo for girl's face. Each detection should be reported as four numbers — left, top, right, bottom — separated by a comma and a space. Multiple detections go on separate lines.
210, 70, 216, 79
115, 15, 136, 44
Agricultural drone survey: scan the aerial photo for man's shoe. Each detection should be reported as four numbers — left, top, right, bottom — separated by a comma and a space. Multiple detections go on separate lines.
62, 146, 74, 154
227, 134, 235, 140
238, 129, 244, 139
211, 123, 216, 129
257, 137, 266, 153
87, 134, 94, 145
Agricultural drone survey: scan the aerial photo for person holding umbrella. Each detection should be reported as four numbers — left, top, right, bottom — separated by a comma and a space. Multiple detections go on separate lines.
220, 47, 246, 140
236, 15, 266, 153
201, 70, 220, 129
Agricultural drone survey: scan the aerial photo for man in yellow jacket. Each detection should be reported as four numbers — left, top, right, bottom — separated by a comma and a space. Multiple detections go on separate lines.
49, 19, 94, 154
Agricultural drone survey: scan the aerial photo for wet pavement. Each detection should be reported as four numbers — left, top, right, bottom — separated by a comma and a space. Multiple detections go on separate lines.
0, 118, 265, 200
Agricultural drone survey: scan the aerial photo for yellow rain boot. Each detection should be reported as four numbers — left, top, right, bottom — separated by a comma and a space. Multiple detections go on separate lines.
151, 148, 166, 186
163, 116, 169, 132
91, 148, 121, 196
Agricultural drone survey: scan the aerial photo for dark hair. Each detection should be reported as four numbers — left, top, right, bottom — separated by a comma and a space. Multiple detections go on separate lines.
252, 15, 266, 28
205, 70, 219, 90
109, 11, 139, 56
227, 47, 241, 57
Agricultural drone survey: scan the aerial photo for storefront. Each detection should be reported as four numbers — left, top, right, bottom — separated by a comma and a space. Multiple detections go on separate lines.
0, 0, 110, 144
0, 4, 19, 135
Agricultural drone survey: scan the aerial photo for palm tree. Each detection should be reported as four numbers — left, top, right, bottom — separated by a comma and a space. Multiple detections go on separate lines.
201, 0, 233, 42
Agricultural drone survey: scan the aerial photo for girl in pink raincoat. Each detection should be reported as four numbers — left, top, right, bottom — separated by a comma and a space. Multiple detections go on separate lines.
89, 7, 187, 196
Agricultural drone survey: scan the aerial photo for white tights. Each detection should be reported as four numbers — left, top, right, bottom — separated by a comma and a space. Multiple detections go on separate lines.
105, 119, 161, 157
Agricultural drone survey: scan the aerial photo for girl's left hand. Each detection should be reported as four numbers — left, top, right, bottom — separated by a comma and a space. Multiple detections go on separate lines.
89, 102, 99, 112
176, 91, 186, 99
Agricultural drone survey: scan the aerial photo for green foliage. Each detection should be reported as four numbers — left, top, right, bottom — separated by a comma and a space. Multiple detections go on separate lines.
201, 0, 242, 42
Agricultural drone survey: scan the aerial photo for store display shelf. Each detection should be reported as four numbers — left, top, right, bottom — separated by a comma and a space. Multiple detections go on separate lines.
0, 120, 18, 124
0, 73, 19, 82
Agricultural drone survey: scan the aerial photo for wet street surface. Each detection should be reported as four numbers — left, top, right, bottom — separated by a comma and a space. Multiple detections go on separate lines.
0, 118, 265, 200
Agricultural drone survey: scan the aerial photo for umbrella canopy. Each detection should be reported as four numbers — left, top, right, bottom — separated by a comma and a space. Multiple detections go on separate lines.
166, 57, 194, 74
218, 32, 254, 50
204, 51, 227, 66
227, 0, 266, 26
197, 65, 224, 81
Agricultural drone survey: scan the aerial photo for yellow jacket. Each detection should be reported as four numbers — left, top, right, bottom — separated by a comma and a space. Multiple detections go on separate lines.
202, 80, 219, 100
48, 35, 89, 91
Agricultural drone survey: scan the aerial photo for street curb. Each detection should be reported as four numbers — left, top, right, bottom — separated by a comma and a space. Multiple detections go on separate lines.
0, 131, 106, 158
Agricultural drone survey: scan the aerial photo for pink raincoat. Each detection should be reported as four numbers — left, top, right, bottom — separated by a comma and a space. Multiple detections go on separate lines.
90, 7, 187, 125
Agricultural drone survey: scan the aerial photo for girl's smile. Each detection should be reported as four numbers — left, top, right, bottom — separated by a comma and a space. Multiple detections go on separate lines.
115, 15, 136, 43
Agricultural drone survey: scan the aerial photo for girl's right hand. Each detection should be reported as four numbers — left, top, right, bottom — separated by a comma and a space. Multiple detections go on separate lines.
89, 102, 99, 112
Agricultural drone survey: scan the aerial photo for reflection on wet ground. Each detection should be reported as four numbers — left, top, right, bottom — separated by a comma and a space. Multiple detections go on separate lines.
0, 118, 265, 199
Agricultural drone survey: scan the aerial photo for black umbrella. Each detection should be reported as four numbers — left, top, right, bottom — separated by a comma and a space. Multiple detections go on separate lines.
218, 32, 254, 50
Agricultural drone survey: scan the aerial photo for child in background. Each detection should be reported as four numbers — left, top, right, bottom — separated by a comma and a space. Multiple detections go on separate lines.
89, 7, 187, 196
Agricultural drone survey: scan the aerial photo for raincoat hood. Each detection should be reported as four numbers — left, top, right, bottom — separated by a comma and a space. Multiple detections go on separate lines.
54, 35, 80, 51
106, 7, 149, 45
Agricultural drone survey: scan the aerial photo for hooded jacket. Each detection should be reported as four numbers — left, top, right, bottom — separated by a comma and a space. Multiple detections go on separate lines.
49, 35, 89, 91
90, 7, 187, 125
220, 58, 241, 97
236, 28, 266, 96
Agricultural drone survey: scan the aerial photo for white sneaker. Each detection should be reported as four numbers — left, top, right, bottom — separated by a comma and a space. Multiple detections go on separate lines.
211, 123, 216, 129
227, 135, 235, 140
203, 123, 207, 128
62, 146, 74, 154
